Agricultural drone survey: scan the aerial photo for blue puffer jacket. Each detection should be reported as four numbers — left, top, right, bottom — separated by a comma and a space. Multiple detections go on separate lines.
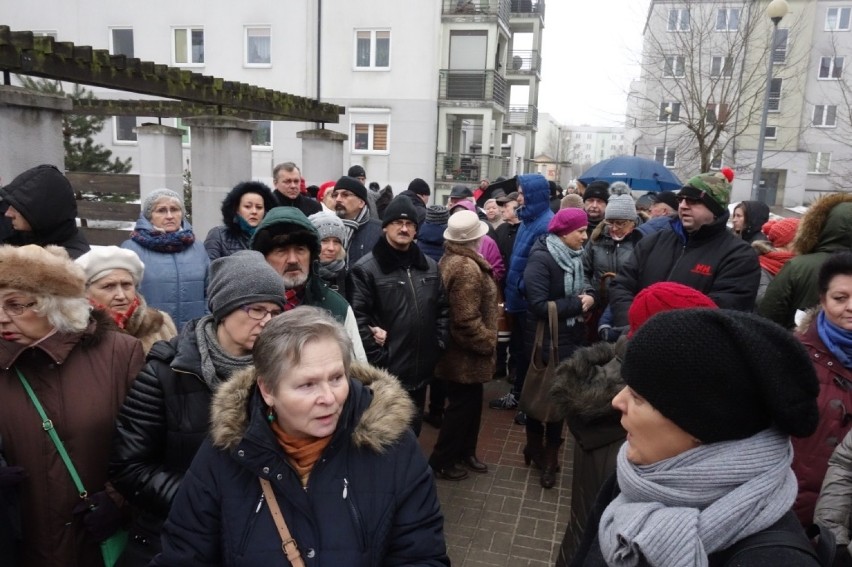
504, 174, 554, 313
152, 363, 449, 567
121, 217, 209, 331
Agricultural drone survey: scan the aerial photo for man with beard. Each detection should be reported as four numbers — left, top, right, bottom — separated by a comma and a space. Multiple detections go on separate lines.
332, 176, 383, 266
348, 196, 449, 436
582, 181, 609, 237
251, 207, 366, 361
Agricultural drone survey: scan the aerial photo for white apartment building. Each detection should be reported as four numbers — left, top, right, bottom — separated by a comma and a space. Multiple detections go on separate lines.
627, 0, 852, 207
532, 114, 625, 184
1, 0, 544, 200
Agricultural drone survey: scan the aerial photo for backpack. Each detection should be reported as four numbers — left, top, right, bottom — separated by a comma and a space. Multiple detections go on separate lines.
716, 519, 835, 567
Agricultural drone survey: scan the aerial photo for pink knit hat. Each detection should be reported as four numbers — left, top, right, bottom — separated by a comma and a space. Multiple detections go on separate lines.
762, 217, 799, 248
547, 208, 588, 236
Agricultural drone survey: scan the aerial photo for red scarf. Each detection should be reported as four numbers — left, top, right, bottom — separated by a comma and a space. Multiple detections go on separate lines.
88, 296, 140, 329
283, 286, 305, 312
759, 250, 795, 277
270, 420, 331, 487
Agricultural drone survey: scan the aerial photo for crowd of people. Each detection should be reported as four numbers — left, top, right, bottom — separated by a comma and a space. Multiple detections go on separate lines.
0, 159, 851, 567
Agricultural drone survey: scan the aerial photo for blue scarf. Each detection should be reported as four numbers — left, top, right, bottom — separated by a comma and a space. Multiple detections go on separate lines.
234, 215, 257, 239
131, 226, 196, 253
545, 233, 584, 327
817, 310, 852, 369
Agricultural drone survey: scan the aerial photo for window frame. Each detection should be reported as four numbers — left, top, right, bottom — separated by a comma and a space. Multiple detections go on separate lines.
709, 149, 723, 170
715, 8, 740, 31
768, 78, 782, 112
705, 103, 730, 125
250, 120, 273, 149
654, 147, 677, 167
244, 26, 272, 68
819, 56, 844, 79
764, 126, 777, 140
826, 7, 852, 31
109, 27, 134, 58
175, 118, 191, 147
172, 26, 205, 67
350, 108, 390, 154
663, 55, 685, 78
667, 8, 690, 32
808, 151, 832, 174
812, 105, 838, 128
772, 28, 789, 64
354, 29, 391, 71
710, 55, 734, 78
112, 116, 138, 144
658, 101, 681, 123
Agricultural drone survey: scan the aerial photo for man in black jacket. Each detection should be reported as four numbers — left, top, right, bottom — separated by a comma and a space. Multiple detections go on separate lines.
609, 172, 760, 329
347, 196, 449, 436
271, 161, 321, 216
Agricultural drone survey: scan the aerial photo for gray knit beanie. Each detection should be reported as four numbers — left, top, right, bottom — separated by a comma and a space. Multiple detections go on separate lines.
425, 205, 450, 225
308, 212, 347, 246
142, 189, 186, 221
605, 194, 637, 221
208, 250, 286, 323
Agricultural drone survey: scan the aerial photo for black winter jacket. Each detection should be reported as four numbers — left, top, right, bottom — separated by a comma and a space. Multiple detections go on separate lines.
348, 238, 449, 391
152, 363, 449, 567
272, 191, 322, 216
609, 212, 760, 327
204, 182, 277, 260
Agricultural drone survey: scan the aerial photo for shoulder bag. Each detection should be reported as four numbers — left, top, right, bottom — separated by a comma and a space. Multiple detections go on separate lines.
15, 367, 128, 567
259, 477, 306, 567
519, 301, 560, 422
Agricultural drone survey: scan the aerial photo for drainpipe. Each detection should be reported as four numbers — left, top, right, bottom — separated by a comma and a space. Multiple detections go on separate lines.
316, 0, 323, 128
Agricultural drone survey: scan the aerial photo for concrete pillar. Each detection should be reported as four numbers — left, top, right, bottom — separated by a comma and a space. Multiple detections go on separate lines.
0, 86, 70, 183
492, 116, 504, 180
135, 123, 184, 205
297, 128, 347, 184
182, 116, 254, 239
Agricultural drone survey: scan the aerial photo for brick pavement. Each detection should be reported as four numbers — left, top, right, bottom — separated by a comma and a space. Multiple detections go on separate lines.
418, 379, 575, 567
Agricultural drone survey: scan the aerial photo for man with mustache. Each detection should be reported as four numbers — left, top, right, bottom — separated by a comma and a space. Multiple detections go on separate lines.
332, 175, 382, 266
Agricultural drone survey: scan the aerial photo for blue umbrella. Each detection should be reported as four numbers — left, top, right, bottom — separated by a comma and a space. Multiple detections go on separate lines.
578, 156, 683, 192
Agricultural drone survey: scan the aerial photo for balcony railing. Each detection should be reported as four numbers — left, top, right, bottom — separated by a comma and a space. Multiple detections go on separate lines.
505, 105, 538, 128
439, 70, 507, 107
436, 152, 511, 182
510, 0, 545, 18
507, 50, 541, 74
442, 0, 511, 23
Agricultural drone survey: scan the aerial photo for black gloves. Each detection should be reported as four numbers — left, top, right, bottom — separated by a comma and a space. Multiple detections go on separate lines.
72, 491, 122, 542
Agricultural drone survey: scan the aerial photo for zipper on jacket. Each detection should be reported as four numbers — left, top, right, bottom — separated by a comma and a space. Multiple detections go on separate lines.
665, 244, 688, 281
406, 268, 423, 380
342, 478, 367, 551
237, 488, 265, 554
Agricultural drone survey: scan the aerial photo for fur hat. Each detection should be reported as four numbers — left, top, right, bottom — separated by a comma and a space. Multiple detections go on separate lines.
560, 194, 584, 209
308, 212, 347, 245
583, 181, 610, 203
623, 309, 819, 443
407, 178, 431, 196
627, 282, 716, 337
382, 196, 419, 228
347, 165, 366, 179
334, 176, 368, 203
678, 172, 731, 217
444, 210, 488, 243
142, 189, 185, 221
207, 250, 286, 324
0, 244, 86, 298
548, 208, 588, 236
762, 218, 799, 248
425, 205, 450, 225
75, 246, 145, 286
604, 194, 637, 221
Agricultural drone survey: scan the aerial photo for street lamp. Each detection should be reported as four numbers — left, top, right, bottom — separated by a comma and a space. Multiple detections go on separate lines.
751, 0, 789, 204
661, 105, 672, 165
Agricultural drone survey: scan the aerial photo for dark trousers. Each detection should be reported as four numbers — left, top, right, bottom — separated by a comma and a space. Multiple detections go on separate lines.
429, 381, 484, 468
427, 380, 446, 417
526, 417, 564, 444
509, 312, 528, 398
407, 385, 428, 437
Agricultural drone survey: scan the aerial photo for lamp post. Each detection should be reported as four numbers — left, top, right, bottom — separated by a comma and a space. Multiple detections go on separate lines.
751, 0, 789, 204
661, 105, 672, 165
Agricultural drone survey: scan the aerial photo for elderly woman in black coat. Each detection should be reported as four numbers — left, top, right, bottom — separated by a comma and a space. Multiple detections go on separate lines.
204, 181, 277, 260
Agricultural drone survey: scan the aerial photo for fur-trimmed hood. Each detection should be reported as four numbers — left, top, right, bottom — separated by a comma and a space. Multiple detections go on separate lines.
210, 361, 415, 453
752, 239, 776, 256
794, 193, 852, 255
220, 181, 277, 231
551, 337, 627, 421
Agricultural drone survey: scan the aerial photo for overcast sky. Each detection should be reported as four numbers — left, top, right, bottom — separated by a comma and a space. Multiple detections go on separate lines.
537, 0, 651, 128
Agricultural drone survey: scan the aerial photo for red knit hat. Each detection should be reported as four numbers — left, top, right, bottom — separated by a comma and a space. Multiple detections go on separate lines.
627, 282, 717, 337
317, 180, 336, 202
762, 217, 799, 248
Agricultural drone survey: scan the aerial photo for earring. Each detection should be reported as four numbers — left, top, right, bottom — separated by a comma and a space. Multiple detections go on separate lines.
267, 406, 275, 423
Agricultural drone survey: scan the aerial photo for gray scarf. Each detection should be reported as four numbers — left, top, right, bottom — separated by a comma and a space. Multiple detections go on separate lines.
340, 206, 370, 250
545, 233, 584, 327
599, 428, 797, 567
194, 316, 254, 389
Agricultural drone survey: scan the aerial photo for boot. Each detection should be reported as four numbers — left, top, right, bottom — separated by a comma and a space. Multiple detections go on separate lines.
540, 439, 564, 489
523, 428, 544, 469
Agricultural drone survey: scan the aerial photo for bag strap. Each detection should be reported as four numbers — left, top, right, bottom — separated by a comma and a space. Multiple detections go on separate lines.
718, 528, 821, 566
259, 477, 305, 567
547, 301, 559, 366
15, 366, 88, 498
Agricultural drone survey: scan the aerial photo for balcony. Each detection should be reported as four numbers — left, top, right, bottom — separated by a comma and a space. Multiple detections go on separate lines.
505, 105, 538, 128
442, 0, 511, 24
507, 50, 541, 74
510, 0, 545, 18
436, 152, 511, 182
439, 70, 507, 107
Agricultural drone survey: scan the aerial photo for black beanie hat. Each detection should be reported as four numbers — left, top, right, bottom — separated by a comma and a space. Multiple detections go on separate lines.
407, 178, 431, 196
381, 195, 419, 228
622, 309, 819, 443
583, 181, 610, 203
335, 176, 368, 203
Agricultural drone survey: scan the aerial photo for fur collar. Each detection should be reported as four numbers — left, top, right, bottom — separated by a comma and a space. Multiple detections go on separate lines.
551, 337, 627, 420
443, 241, 494, 273
371, 235, 429, 274
210, 361, 414, 453
794, 193, 852, 255
751, 239, 776, 255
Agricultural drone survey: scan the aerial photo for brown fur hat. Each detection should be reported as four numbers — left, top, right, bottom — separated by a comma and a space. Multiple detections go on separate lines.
0, 244, 86, 298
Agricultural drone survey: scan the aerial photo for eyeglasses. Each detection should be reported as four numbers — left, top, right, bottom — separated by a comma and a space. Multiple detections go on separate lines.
1, 301, 37, 317
388, 219, 416, 229
606, 219, 634, 228
675, 196, 703, 205
239, 305, 283, 320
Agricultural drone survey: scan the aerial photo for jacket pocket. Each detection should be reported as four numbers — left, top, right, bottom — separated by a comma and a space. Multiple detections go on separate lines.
342, 478, 367, 552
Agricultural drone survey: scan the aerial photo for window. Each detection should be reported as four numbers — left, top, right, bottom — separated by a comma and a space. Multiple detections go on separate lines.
826, 7, 852, 31
813, 105, 838, 127
667, 8, 690, 31
809, 152, 831, 173
664, 55, 685, 77
173, 27, 204, 65
710, 149, 723, 170
32, 31, 58, 38
768, 78, 782, 111
175, 118, 190, 146
764, 126, 777, 139
819, 56, 844, 79
251, 120, 272, 147
772, 29, 788, 63
245, 26, 271, 66
110, 28, 134, 57
706, 103, 730, 125
710, 56, 734, 78
716, 8, 740, 31
655, 147, 676, 167
350, 108, 390, 153
355, 30, 390, 69
658, 101, 681, 122
113, 116, 137, 143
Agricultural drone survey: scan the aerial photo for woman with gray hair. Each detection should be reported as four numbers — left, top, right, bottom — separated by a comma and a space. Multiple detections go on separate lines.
152, 306, 449, 565
121, 188, 209, 330
0, 244, 145, 566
